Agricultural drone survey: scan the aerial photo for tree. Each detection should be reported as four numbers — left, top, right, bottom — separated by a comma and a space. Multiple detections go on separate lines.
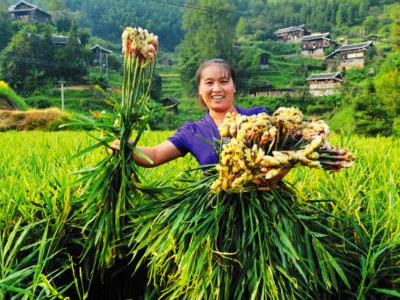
389, 3, 400, 53
0, 12, 14, 51
0, 22, 89, 92
178, 0, 237, 94
354, 81, 393, 136
236, 17, 248, 36
47, 0, 67, 11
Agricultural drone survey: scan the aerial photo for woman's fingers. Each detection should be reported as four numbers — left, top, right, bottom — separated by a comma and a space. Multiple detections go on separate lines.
108, 140, 121, 155
254, 167, 291, 190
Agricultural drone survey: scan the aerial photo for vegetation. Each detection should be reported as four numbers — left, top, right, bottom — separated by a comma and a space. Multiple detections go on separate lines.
0, 22, 90, 93
0, 130, 399, 298
0, 107, 69, 131
0, 82, 29, 110
1, 0, 399, 136
0, 0, 400, 298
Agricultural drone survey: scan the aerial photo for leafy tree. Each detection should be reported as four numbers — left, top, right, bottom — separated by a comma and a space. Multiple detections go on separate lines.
236, 16, 248, 36
0, 22, 89, 92
178, 0, 237, 94
389, 3, 400, 52
354, 81, 393, 136
78, 0, 183, 51
0, 12, 14, 51
47, 0, 66, 11
374, 53, 400, 115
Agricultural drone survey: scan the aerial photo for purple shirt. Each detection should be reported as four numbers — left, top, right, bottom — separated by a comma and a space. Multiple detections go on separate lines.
168, 106, 268, 165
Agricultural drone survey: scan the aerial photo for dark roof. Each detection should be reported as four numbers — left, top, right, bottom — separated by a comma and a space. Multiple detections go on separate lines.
275, 24, 307, 34
90, 44, 113, 54
307, 72, 343, 81
162, 97, 180, 105
326, 41, 373, 59
8, 1, 51, 16
301, 32, 331, 41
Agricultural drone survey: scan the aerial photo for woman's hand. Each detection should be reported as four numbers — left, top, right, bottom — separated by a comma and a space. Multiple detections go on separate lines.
253, 167, 291, 190
108, 139, 121, 155
108, 140, 182, 167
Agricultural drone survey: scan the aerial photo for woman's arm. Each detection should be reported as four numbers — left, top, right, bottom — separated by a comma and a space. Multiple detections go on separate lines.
135, 141, 182, 167
110, 140, 182, 168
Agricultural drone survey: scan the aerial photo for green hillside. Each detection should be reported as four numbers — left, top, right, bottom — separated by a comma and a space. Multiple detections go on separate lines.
238, 40, 325, 91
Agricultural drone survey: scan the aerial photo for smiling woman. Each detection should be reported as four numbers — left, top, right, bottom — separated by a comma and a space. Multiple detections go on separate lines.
111, 58, 269, 167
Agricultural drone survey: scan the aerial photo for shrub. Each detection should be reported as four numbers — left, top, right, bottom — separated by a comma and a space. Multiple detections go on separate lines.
88, 72, 109, 89
0, 108, 69, 131
0, 86, 29, 110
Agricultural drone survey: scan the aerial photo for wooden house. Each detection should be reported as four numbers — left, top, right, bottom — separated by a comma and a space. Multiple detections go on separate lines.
274, 25, 310, 42
307, 72, 343, 97
326, 41, 373, 71
301, 33, 335, 59
7, 1, 51, 23
259, 53, 270, 69
90, 45, 113, 66
251, 88, 296, 97
51, 35, 68, 46
51, 35, 81, 47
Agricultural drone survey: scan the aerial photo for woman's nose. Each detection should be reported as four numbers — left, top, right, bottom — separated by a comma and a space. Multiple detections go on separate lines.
212, 83, 222, 91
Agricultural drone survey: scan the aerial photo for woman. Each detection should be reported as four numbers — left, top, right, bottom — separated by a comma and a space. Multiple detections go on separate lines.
112, 59, 267, 166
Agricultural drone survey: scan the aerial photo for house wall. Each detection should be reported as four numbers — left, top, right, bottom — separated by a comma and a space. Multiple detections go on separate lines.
32, 10, 51, 23
327, 50, 366, 71
309, 81, 341, 96
252, 90, 296, 97
301, 48, 325, 58
277, 30, 306, 42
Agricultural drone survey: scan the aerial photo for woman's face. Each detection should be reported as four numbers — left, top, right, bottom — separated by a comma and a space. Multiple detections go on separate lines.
198, 64, 236, 114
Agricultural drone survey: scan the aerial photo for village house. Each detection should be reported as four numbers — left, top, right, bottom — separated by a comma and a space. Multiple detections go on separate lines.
7, 1, 51, 23
301, 33, 335, 59
51, 35, 68, 46
307, 72, 343, 97
51, 35, 81, 47
251, 88, 296, 97
274, 25, 310, 42
90, 45, 113, 66
161, 97, 180, 113
326, 41, 373, 71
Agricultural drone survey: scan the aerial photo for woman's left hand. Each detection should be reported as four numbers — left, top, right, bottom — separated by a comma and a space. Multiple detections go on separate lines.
253, 168, 291, 190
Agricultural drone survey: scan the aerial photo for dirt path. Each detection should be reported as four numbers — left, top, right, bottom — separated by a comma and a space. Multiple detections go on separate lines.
62, 85, 92, 90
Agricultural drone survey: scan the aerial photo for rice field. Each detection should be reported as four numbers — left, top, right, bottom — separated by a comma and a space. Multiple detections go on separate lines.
0, 130, 400, 299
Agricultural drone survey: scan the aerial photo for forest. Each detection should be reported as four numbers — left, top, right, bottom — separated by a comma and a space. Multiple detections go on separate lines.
0, 0, 399, 135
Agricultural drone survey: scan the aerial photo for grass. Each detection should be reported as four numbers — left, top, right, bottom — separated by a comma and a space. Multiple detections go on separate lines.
328, 104, 356, 133
0, 130, 399, 298
25, 88, 111, 113
0, 86, 29, 110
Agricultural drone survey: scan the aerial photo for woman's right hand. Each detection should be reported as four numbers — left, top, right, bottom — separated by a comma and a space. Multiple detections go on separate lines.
108, 139, 121, 155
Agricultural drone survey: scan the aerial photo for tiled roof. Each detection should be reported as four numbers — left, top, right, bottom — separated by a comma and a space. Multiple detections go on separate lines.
275, 24, 306, 34
90, 44, 113, 54
8, 1, 50, 16
326, 41, 373, 59
307, 72, 343, 81
302, 32, 331, 41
